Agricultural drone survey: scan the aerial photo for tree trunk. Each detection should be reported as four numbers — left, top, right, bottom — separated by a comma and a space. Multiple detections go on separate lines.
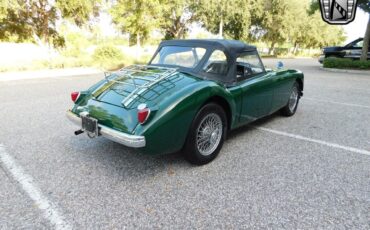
293, 42, 299, 55
269, 42, 276, 55
136, 33, 141, 48
219, 17, 223, 38
360, 14, 370, 61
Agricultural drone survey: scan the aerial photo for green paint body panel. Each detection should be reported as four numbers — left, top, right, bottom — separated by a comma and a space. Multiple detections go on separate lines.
71, 69, 303, 155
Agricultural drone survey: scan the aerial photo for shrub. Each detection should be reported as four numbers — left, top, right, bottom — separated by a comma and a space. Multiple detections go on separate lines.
93, 45, 123, 62
92, 45, 126, 70
274, 48, 289, 56
62, 32, 91, 57
323, 57, 370, 70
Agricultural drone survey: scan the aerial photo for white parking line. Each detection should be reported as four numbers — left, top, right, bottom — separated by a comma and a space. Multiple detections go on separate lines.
0, 144, 71, 230
304, 98, 370, 109
304, 84, 370, 93
255, 127, 370, 156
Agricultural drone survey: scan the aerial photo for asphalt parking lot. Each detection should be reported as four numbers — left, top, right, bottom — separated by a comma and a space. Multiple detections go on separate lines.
0, 58, 369, 229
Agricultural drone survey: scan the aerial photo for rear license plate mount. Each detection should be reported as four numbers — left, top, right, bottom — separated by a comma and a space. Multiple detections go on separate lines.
81, 115, 98, 137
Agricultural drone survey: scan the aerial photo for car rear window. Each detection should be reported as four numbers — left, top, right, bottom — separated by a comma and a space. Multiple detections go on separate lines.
151, 46, 206, 68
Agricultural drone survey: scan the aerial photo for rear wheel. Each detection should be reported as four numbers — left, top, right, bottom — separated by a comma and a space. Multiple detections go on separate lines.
281, 82, 300, 116
183, 103, 227, 165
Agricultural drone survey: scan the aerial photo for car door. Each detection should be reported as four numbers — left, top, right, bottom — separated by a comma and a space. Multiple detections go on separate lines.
236, 52, 274, 124
269, 70, 296, 112
344, 39, 370, 59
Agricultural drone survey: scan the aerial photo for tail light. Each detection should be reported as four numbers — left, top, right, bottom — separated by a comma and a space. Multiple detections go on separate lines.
137, 104, 150, 124
71, 92, 80, 103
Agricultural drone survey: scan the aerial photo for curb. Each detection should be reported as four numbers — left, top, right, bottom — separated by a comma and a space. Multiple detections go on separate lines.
320, 67, 370, 75
0, 68, 103, 82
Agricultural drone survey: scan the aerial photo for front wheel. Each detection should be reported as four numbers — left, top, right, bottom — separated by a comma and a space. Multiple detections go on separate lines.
183, 103, 227, 165
281, 82, 300, 116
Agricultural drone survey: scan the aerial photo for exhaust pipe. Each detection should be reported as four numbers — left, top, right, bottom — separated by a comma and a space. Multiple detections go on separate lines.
74, 130, 84, 135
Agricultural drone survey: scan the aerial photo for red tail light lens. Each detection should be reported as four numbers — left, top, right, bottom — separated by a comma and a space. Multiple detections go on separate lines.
138, 104, 150, 124
71, 92, 80, 103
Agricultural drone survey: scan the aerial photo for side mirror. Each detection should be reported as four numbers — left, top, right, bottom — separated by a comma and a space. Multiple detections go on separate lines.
276, 61, 284, 69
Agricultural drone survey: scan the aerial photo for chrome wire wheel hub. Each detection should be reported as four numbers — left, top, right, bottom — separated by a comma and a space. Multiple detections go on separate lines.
196, 113, 223, 156
288, 86, 299, 112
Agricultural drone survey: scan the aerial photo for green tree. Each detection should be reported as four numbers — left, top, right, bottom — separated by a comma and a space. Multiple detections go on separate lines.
0, 0, 60, 45
290, 1, 345, 53
159, 0, 199, 39
306, 12, 345, 47
197, 0, 254, 40
110, 0, 161, 47
289, 1, 310, 53
259, 0, 294, 54
0, 0, 13, 20
0, 0, 101, 46
56, 0, 102, 26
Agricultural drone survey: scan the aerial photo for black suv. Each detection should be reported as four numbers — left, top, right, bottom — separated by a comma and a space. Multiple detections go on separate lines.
319, 38, 370, 63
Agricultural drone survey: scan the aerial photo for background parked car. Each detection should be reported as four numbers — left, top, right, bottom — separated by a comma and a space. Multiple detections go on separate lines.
319, 38, 370, 63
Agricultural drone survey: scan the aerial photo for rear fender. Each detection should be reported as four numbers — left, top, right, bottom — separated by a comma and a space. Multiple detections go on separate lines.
134, 81, 236, 155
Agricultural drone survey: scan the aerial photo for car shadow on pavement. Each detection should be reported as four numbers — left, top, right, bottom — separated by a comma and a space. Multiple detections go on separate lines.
66, 135, 191, 180
227, 112, 280, 140
65, 112, 281, 180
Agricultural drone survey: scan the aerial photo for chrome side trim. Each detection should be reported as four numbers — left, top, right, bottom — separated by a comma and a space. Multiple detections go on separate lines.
66, 111, 146, 148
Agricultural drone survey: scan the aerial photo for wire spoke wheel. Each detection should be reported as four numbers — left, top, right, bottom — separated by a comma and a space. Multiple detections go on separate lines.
288, 85, 299, 112
196, 113, 223, 156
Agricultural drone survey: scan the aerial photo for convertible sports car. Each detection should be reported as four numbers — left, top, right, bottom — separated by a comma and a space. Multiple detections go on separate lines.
67, 39, 304, 165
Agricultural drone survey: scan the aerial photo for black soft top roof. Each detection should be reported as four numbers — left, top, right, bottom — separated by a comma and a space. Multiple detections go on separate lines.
150, 39, 260, 86
159, 39, 256, 55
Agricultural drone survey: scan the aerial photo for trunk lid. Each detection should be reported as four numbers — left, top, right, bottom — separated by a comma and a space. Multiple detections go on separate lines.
82, 65, 199, 133
92, 66, 198, 109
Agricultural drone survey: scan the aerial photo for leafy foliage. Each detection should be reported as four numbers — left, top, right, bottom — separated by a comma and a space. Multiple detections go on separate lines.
0, 0, 350, 54
358, 0, 370, 12
323, 57, 370, 70
56, 0, 102, 26
110, 0, 161, 47
197, 0, 258, 40
159, 0, 198, 39
0, 0, 62, 45
259, 0, 293, 53
0, 0, 101, 46
309, 0, 370, 13
92, 44, 127, 70
93, 45, 123, 62
62, 32, 91, 57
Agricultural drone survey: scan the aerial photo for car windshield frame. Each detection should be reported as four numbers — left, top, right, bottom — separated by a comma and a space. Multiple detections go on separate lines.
345, 38, 364, 48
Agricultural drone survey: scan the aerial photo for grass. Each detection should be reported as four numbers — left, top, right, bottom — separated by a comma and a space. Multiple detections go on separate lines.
323, 57, 370, 70
0, 53, 151, 72
0, 40, 320, 73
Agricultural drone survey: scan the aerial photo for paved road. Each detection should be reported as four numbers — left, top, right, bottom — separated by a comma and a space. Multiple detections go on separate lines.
0, 59, 369, 229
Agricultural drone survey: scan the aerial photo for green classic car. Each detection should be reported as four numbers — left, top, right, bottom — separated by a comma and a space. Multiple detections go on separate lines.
67, 39, 304, 165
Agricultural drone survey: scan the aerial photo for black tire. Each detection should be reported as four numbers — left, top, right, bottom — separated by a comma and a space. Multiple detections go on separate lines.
183, 103, 227, 165
280, 82, 300, 117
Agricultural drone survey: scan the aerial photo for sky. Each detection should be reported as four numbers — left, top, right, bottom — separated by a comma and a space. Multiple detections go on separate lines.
342, 9, 368, 44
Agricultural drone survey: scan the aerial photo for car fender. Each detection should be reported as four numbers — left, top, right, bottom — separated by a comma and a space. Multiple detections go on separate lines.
134, 80, 237, 155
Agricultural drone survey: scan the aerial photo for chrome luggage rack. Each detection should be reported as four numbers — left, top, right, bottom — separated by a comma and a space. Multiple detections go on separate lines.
103, 65, 178, 107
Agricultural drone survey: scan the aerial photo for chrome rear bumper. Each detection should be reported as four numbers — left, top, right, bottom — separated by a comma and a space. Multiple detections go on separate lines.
66, 111, 146, 148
